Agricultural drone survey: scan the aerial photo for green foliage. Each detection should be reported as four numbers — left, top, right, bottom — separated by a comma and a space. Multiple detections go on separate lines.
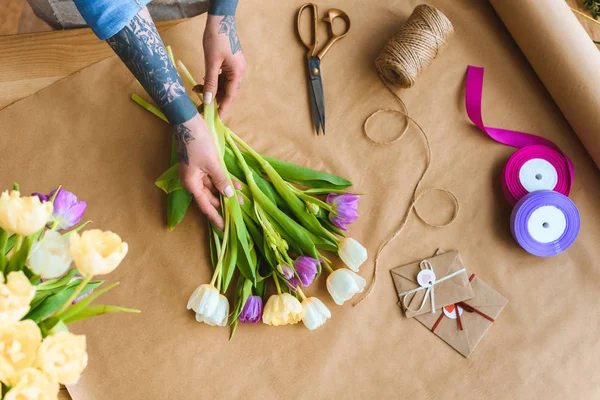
584, 0, 600, 19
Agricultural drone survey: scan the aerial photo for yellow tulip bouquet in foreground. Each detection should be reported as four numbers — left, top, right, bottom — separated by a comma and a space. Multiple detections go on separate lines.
132, 47, 368, 337
0, 185, 138, 399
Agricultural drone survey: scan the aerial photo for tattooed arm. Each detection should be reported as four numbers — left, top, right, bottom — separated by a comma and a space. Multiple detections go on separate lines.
108, 8, 234, 230
203, 0, 247, 117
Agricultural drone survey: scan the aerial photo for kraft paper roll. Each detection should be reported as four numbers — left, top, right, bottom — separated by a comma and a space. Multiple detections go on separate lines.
490, 0, 600, 169
510, 190, 580, 257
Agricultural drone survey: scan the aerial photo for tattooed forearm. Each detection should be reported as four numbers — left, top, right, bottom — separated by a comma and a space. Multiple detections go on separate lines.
107, 8, 197, 127
218, 16, 242, 54
209, 0, 239, 16
174, 124, 195, 164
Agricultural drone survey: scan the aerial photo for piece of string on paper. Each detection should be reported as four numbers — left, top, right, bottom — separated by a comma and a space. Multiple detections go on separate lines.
355, 4, 459, 306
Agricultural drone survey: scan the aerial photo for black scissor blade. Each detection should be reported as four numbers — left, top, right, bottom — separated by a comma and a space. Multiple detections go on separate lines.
307, 57, 326, 135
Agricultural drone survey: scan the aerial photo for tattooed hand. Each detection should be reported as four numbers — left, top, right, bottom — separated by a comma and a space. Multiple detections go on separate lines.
203, 14, 247, 118
176, 114, 240, 230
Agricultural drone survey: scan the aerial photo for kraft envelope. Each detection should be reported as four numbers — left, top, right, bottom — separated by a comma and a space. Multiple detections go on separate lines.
415, 273, 508, 358
390, 250, 474, 318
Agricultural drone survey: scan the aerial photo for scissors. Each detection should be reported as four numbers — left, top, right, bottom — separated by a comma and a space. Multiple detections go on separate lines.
296, 3, 351, 135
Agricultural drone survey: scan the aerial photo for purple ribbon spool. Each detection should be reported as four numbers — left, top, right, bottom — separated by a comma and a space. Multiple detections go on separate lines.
510, 190, 580, 257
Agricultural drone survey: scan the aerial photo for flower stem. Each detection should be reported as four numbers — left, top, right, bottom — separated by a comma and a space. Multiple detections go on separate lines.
210, 213, 231, 287
297, 287, 308, 301
131, 95, 169, 123
14, 236, 23, 252
50, 221, 59, 231
55, 274, 92, 317
273, 273, 282, 295
322, 260, 334, 273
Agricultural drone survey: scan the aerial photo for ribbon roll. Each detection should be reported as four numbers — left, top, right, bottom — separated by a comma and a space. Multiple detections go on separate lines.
510, 190, 580, 257
465, 65, 573, 204
501, 145, 572, 205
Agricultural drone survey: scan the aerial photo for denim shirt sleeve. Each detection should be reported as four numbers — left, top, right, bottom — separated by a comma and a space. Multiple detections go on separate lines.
73, 0, 153, 40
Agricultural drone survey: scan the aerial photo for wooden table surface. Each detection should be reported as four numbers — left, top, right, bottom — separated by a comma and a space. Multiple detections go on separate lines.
0, 19, 180, 110
0, 2, 597, 400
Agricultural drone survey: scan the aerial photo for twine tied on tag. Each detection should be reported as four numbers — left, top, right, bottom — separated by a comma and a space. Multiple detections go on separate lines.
397, 260, 465, 314
355, 5, 459, 306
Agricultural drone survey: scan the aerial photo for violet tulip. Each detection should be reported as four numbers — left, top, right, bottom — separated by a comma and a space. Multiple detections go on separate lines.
33, 188, 87, 230
239, 295, 263, 324
326, 193, 359, 231
287, 256, 319, 288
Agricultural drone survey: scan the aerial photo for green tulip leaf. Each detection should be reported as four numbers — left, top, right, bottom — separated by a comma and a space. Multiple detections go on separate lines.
166, 137, 193, 230
24, 280, 103, 323
221, 221, 238, 292
243, 153, 352, 189
58, 281, 120, 322
155, 164, 182, 194
64, 305, 140, 324
6, 236, 32, 273
36, 269, 78, 291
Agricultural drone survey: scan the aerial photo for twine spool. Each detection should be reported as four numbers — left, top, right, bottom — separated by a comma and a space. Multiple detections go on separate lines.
356, 5, 458, 306
375, 4, 454, 88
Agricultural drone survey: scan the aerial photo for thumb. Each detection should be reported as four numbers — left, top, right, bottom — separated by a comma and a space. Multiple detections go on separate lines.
206, 161, 234, 198
203, 62, 220, 105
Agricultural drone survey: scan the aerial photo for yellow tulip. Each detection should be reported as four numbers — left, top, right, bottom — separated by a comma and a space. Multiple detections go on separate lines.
0, 271, 36, 325
5, 367, 59, 400
0, 320, 42, 384
69, 229, 128, 276
37, 332, 88, 385
0, 191, 53, 236
262, 293, 303, 326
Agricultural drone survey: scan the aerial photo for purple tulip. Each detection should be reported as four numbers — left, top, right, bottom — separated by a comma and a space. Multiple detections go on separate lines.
326, 193, 360, 231
239, 295, 263, 323
33, 188, 87, 230
287, 256, 319, 288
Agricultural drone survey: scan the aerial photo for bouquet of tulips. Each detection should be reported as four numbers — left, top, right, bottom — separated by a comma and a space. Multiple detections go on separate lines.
0, 185, 138, 399
132, 47, 368, 336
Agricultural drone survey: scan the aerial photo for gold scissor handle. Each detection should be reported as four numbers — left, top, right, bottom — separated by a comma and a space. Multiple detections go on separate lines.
297, 3, 319, 58
315, 8, 351, 60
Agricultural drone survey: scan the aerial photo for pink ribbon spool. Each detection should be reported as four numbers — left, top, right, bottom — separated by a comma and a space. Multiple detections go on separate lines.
501, 145, 572, 205
465, 65, 573, 204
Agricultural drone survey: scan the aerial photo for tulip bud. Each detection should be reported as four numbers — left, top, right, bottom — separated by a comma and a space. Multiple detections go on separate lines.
338, 238, 368, 272
28, 230, 73, 279
0, 191, 53, 236
239, 295, 263, 324
277, 264, 294, 280
287, 256, 319, 288
306, 202, 320, 215
187, 284, 229, 327
326, 268, 366, 306
326, 193, 360, 231
262, 293, 303, 326
301, 297, 331, 330
69, 230, 128, 276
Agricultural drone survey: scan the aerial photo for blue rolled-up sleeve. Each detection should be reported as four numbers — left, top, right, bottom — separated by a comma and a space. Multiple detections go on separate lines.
73, 0, 152, 40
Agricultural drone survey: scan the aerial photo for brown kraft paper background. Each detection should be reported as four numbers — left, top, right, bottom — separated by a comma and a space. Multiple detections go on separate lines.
0, 0, 600, 398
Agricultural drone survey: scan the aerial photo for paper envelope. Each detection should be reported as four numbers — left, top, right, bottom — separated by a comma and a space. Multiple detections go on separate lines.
390, 250, 474, 318
415, 273, 508, 358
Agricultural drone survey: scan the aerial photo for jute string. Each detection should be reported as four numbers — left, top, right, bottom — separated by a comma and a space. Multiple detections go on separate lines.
354, 4, 458, 306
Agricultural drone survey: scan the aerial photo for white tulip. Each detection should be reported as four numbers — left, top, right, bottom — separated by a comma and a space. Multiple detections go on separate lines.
326, 268, 366, 306
301, 297, 331, 330
0, 191, 53, 236
338, 238, 368, 272
28, 230, 73, 279
187, 284, 229, 327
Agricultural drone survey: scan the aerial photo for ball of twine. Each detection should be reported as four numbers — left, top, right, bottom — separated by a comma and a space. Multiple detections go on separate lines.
375, 4, 454, 88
